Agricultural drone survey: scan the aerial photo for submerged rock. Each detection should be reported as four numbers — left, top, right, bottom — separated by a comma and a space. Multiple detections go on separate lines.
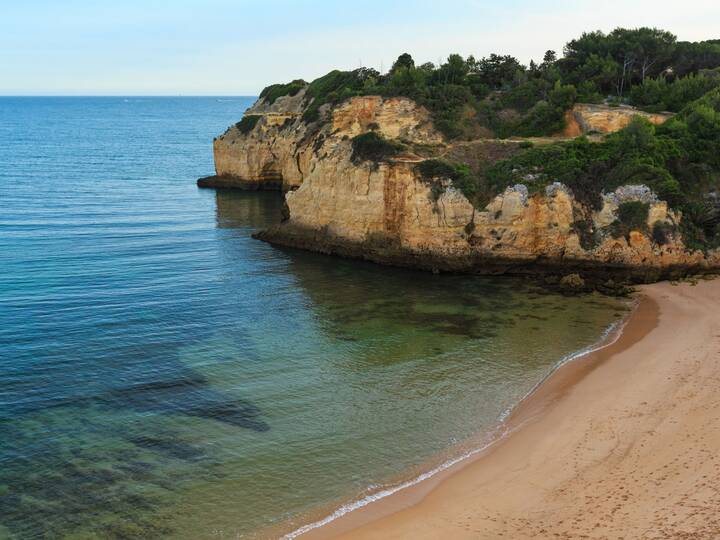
559, 273, 586, 293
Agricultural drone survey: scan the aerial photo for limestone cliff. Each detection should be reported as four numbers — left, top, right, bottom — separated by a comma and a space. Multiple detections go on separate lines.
205, 90, 308, 189
262, 170, 719, 280
200, 91, 441, 190
203, 93, 718, 281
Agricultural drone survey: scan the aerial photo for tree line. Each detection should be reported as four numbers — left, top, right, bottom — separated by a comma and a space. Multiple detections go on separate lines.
261, 27, 720, 139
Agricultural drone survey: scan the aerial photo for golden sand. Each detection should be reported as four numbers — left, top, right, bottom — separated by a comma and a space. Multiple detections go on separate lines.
303, 279, 720, 539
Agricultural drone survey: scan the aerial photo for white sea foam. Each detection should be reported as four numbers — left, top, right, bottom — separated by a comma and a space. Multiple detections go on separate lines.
498, 312, 630, 423
282, 304, 636, 539
282, 433, 505, 539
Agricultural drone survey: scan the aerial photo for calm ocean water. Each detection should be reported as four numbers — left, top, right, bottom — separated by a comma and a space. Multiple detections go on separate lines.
0, 97, 628, 539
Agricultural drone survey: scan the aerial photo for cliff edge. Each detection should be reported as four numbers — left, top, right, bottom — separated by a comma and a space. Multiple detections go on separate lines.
200, 84, 719, 283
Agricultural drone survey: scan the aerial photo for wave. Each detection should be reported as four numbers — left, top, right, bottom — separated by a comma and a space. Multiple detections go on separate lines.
282, 433, 505, 539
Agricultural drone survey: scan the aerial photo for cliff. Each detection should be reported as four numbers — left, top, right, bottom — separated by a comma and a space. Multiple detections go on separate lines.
201, 93, 719, 282
200, 90, 441, 190
201, 100, 672, 190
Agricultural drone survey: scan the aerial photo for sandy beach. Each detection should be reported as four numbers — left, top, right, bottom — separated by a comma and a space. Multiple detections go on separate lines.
302, 278, 720, 540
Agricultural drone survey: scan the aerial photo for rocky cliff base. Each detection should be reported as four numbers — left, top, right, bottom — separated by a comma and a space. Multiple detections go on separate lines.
255, 223, 709, 290
197, 175, 284, 190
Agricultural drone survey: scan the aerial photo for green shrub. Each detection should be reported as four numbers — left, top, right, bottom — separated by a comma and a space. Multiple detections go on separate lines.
630, 74, 720, 112
549, 81, 578, 110
416, 159, 458, 179
515, 101, 563, 136
679, 201, 720, 252
259, 80, 307, 105
416, 159, 477, 200
302, 68, 380, 123
571, 219, 600, 251
652, 221, 675, 245
618, 201, 650, 228
417, 84, 475, 139
679, 217, 709, 252
504, 82, 577, 137
576, 80, 603, 103
483, 88, 720, 250
610, 201, 650, 239
350, 132, 405, 163
235, 115, 261, 134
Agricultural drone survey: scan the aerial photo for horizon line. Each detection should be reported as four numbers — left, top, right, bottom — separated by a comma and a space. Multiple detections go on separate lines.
0, 94, 260, 98
0, 94, 259, 96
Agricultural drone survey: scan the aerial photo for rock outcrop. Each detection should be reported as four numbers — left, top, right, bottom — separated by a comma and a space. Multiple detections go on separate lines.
562, 103, 672, 137
202, 90, 308, 190
262, 172, 718, 280
204, 93, 718, 281
200, 91, 441, 190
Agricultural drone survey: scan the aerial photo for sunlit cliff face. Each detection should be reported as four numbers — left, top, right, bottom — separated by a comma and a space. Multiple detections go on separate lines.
212, 93, 717, 279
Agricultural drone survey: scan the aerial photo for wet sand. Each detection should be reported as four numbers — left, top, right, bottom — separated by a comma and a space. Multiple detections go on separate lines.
304, 279, 720, 539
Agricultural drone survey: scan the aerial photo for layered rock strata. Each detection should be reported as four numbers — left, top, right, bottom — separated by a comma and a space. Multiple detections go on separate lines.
205, 93, 717, 281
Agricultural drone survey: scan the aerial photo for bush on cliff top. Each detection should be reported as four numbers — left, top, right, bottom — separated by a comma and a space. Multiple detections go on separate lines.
484, 117, 683, 210
259, 79, 307, 105
302, 69, 381, 123
268, 29, 719, 139
235, 114, 261, 134
297, 61, 576, 139
630, 72, 720, 113
350, 132, 405, 164
416, 159, 477, 200
610, 201, 650, 240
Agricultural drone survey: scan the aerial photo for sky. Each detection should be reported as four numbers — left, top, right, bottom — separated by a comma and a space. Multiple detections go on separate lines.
1, 0, 718, 96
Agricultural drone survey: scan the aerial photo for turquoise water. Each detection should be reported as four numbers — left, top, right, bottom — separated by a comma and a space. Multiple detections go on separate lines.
0, 97, 629, 539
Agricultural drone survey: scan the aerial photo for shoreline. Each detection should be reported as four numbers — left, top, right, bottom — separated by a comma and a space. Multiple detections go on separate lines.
268, 292, 641, 539
284, 278, 720, 539
255, 223, 710, 285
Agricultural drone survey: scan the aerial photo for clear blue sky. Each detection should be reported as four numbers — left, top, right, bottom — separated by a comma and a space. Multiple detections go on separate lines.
2, 0, 717, 95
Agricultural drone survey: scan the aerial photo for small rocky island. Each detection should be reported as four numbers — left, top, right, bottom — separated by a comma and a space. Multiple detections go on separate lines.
200, 28, 720, 285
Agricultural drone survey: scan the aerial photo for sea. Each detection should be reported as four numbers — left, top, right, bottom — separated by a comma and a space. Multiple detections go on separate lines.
0, 97, 629, 539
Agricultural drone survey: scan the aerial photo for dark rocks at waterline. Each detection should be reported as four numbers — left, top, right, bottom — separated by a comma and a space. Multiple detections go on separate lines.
197, 175, 283, 190
255, 223, 711, 295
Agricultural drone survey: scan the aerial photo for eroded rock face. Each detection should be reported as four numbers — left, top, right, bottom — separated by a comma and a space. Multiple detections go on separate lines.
565, 103, 671, 135
209, 94, 717, 279
594, 185, 669, 229
211, 91, 309, 189
262, 157, 719, 278
329, 96, 442, 143
210, 93, 440, 190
